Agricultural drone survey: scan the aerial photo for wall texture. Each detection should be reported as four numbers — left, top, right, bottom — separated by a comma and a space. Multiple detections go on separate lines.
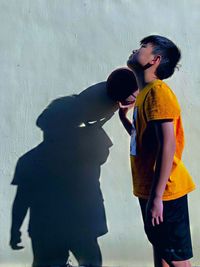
0, 1, 200, 266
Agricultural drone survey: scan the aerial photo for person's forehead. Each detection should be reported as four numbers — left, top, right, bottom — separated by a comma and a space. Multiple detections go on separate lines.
141, 42, 155, 48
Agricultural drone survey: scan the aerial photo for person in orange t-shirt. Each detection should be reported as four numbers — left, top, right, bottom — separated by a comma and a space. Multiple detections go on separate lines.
119, 35, 195, 267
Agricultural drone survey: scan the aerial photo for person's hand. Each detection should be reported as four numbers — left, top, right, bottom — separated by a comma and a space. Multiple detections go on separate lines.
118, 100, 135, 118
10, 231, 24, 250
146, 196, 163, 227
118, 91, 137, 115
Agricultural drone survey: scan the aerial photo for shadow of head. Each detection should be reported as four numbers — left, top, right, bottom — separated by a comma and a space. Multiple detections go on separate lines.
36, 82, 118, 164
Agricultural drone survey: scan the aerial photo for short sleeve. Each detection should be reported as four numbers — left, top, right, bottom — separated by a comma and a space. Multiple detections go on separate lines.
144, 83, 180, 122
11, 160, 22, 185
11, 158, 27, 186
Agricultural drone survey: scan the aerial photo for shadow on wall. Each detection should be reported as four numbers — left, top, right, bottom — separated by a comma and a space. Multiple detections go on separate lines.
10, 82, 118, 267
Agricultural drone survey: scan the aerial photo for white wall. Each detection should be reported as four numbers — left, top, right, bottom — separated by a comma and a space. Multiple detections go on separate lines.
0, 1, 200, 266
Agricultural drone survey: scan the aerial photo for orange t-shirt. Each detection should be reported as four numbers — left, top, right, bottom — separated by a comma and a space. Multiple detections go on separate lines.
130, 79, 195, 200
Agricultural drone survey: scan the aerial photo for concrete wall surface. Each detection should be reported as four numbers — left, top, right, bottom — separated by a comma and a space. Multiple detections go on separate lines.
0, 0, 200, 266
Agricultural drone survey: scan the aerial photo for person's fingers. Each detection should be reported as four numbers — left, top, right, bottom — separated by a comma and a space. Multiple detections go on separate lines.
155, 216, 160, 225
119, 101, 135, 109
152, 216, 164, 227
119, 102, 129, 109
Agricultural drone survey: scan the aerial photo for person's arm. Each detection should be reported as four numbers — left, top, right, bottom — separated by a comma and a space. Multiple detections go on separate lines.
147, 120, 176, 226
118, 106, 133, 136
10, 186, 29, 250
118, 91, 138, 135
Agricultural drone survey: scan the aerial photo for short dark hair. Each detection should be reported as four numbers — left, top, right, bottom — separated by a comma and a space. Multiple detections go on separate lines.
106, 68, 137, 101
141, 35, 181, 79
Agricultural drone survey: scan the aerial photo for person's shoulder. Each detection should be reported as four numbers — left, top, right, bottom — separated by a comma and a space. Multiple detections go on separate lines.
11, 146, 40, 186
144, 80, 181, 120
150, 80, 179, 102
150, 79, 172, 92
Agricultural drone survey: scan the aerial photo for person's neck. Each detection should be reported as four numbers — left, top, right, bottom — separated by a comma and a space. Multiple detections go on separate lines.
134, 70, 158, 91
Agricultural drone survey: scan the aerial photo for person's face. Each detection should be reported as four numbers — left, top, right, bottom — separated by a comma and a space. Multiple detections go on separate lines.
127, 42, 155, 70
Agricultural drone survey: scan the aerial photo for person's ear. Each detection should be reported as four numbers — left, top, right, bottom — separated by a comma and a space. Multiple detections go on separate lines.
151, 55, 161, 65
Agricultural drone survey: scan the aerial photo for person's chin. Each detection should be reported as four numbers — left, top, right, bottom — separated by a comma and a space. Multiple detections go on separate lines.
127, 60, 134, 70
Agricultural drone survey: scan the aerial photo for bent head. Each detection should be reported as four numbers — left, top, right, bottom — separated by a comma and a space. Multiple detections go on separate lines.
127, 35, 181, 80
106, 67, 138, 105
